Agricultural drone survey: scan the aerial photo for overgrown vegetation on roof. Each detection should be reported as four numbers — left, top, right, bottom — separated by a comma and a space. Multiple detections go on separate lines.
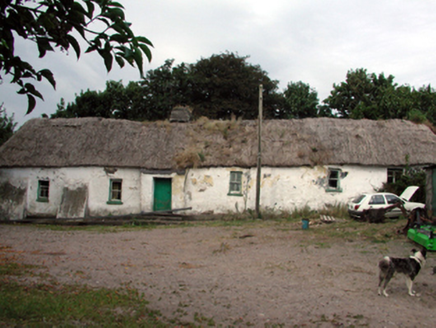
1, 117, 436, 170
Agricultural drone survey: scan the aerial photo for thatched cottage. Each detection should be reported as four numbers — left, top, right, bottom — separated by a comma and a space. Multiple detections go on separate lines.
1, 117, 436, 220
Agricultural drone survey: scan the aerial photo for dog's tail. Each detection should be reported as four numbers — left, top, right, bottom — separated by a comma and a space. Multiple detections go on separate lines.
378, 256, 391, 271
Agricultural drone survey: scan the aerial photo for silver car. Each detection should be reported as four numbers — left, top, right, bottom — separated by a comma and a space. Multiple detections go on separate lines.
348, 186, 425, 219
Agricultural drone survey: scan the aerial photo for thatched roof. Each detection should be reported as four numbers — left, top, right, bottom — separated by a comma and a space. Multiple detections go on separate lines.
1, 117, 436, 169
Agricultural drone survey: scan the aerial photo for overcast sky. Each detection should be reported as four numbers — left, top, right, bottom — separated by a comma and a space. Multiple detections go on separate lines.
2, 0, 436, 127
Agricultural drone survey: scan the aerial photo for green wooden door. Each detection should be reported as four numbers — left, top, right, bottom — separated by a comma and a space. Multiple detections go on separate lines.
153, 178, 172, 211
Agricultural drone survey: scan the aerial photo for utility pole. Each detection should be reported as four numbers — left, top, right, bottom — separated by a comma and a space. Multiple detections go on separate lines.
255, 84, 263, 218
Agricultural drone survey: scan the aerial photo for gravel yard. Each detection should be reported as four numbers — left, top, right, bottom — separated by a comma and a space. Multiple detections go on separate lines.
1, 221, 436, 327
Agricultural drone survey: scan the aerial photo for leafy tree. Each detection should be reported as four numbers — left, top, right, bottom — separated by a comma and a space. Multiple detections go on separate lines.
282, 81, 319, 118
139, 59, 192, 121
0, 105, 17, 146
52, 80, 146, 119
52, 88, 109, 118
324, 68, 436, 123
59, 53, 285, 121
189, 52, 281, 119
116, 80, 147, 120
0, 0, 153, 114
409, 85, 436, 125
316, 104, 335, 118
324, 68, 398, 119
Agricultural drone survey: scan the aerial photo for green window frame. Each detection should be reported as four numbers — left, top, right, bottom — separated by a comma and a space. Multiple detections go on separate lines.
228, 171, 243, 196
326, 169, 343, 192
107, 179, 123, 205
37, 180, 50, 202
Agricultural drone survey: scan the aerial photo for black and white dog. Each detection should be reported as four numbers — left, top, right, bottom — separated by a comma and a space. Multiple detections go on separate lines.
378, 248, 427, 297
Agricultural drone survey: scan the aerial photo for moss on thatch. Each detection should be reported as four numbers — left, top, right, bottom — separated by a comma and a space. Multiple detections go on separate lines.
1, 117, 436, 170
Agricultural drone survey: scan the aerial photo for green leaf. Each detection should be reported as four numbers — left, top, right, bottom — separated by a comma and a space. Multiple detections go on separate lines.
38, 69, 56, 89
110, 33, 128, 43
110, 22, 125, 35
85, 0, 95, 19
108, 2, 125, 9
101, 7, 125, 21
98, 49, 113, 72
66, 35, 81, 58
36, 38, 54, 58
132, 48, 143, 72
135, 36, 154, 47
71, 2, 88, 16
110, 20, 134, 38
26, 94, 36, 115
17, 87, 26, 95
138, 44, 152, 62
115, 55, 125, 68
24, 83, 44, 99
22, 72, 34, 79
85, 46, 96, 54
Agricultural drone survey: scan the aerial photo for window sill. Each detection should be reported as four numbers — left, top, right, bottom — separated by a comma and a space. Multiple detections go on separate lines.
37, 198, 49, 203
227, 192, 243, 197
107, 200, 123, 205
326, 188, 343, 193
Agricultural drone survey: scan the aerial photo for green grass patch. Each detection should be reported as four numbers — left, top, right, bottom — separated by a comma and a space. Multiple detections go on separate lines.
0, 262, 38, 276
0, 253, 166, 327
0, 279, 166, 327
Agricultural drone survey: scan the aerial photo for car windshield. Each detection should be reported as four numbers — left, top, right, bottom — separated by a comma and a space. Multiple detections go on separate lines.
352, 195, 366, 203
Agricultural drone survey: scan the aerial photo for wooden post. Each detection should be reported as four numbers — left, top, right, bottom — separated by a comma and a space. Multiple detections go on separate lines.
255, 84, 263, 218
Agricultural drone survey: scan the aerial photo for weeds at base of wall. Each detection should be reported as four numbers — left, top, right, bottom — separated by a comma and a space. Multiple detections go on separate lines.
11, 203, 407, 246
219, 203, 349, 223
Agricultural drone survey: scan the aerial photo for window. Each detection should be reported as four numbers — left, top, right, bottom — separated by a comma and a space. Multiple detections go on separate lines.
228, 171, 242, 196
37, 180, 49, 202
386, 194, 403, 205
107, 179, 123, 204
326, 169, 342, 192
369, 195, 386, 205
387, 168, 403, 184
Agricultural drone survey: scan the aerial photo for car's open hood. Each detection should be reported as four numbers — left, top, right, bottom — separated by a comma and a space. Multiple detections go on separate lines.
399, 186, 419, 201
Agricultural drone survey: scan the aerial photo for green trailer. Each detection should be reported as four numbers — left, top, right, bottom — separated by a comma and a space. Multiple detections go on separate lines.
407, 225, 436, 251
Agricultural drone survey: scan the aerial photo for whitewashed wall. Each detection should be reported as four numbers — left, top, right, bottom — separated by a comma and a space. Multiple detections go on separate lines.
181, 165, 388, 214
0, 164, 388, 219
0, 167, 142, 219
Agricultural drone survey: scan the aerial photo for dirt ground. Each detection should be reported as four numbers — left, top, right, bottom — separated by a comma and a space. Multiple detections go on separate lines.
2, 222, 436, 327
